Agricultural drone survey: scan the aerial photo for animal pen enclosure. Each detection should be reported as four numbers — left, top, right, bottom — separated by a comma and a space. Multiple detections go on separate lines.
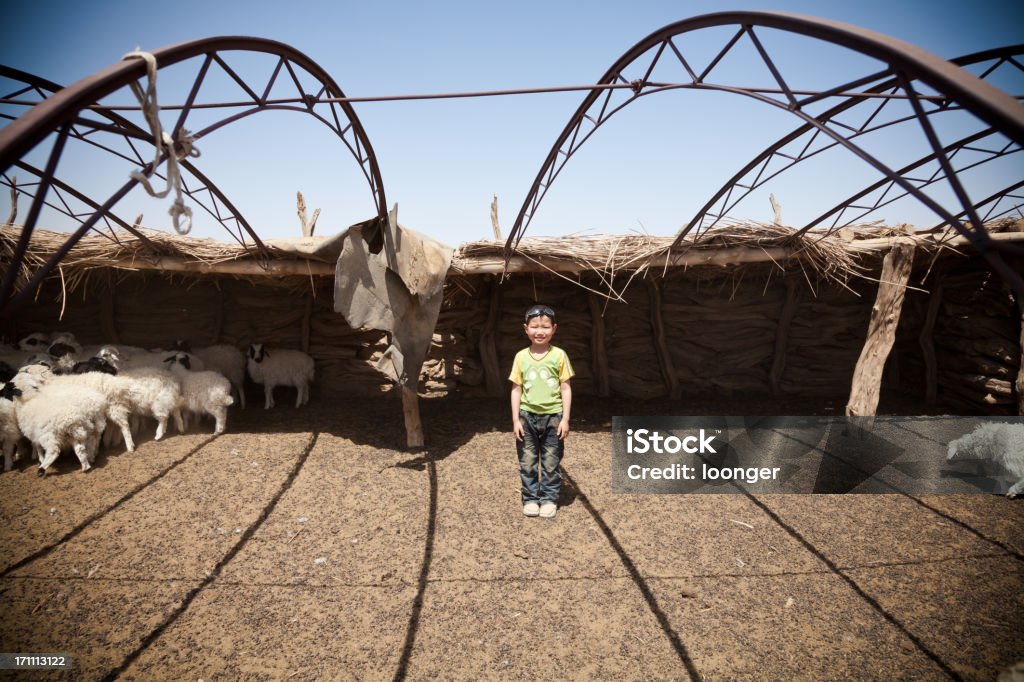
1, 13, 1024, 682
4, 221, 1021, 419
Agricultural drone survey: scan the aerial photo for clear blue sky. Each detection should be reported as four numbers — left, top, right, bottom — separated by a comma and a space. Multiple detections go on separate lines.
1, 0, 1022, 247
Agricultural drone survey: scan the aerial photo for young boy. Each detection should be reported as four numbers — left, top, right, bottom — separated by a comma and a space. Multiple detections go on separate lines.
509, 304, 574, 518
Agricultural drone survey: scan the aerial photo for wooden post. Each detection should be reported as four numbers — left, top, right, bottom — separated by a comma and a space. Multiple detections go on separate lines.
918, 283, 942, 406
846, 240, 915, 419
479, 276, 504, 396
401, 385, 425, 448
647, 279, 681, 399
587, 293, 611, 396
490, 195, 502, 241
6, 176, 16, 225
769, 277, 800, 396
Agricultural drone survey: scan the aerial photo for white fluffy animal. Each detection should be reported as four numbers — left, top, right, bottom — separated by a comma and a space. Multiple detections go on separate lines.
1, 373, 107, 474
166, 353, 233, 435
0, 394, 21, 472
48, 372, 138, 452
193, 345, 246, 409
118, 367, 185, 440
947, 422, 1024, 498
246, 343, 314, 409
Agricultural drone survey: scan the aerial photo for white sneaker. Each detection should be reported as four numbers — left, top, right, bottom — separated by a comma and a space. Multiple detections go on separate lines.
523, 502, 540, 517
539, 502, 557, 518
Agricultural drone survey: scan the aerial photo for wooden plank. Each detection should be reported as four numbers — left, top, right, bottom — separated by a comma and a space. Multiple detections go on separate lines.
846, 239, 915, 418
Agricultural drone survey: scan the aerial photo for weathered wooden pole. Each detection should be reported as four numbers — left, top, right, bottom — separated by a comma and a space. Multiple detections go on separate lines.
846, 240, 916, 421
402, 385, 425, 449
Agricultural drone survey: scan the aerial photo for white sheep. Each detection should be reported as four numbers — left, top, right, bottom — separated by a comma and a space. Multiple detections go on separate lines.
193, 345, 246, 409
47, 372, 138, 452
91, 346, 186, 441
0, 395, 21, 472
246, 343, 314, 409
166, 353, 233, 435
122, 348, 204, 373
1, 372, 107, 474
947, 422, 1024, 498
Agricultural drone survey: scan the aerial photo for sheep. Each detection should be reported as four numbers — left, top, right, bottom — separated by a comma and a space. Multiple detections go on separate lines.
165, 353, 233, 435
947, 422, 1024, 498
1, 372, 107, 474
123, 348, 204, 373
94, 348, 185, 441
191, 344, 246, 409
48, 371, 139, 453
246, 343, 314, 409
0, 393, 20, 472
17, 332, 50, 353
0, 333, 48, 368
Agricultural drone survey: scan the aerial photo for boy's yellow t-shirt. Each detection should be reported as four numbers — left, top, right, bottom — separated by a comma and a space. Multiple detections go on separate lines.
509, 345, 574, 414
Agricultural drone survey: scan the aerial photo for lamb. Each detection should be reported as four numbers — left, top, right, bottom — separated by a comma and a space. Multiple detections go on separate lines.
947, 422, 1024, 498
165, 353, 233, 435
246, 343, 314, 409
1, 372, 107, 474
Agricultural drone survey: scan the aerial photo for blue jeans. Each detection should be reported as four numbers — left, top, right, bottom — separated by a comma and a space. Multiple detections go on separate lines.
517, 410, 564, 504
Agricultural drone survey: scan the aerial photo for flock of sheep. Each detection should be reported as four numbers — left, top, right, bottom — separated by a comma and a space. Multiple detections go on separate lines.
0, 333, 315, 475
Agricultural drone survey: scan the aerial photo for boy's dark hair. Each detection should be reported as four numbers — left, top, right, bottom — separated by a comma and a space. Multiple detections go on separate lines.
524, 304, 556, 324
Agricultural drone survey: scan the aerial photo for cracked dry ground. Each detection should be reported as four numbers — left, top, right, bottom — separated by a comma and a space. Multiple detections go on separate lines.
0, 395, 1022, 681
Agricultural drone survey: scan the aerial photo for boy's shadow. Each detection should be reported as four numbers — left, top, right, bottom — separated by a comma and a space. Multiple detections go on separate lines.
557, 470, 580, 509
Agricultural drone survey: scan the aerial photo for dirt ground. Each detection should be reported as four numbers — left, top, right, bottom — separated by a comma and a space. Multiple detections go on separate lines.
0, 392, 1022, 681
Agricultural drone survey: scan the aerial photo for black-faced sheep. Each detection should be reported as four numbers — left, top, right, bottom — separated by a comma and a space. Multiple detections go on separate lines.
246, 343, 314, 409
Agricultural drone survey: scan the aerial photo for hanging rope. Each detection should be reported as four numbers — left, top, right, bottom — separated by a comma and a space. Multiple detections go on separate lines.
122, 49, 200, 235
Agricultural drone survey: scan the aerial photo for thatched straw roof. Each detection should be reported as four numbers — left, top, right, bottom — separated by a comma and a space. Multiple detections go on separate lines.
4, 219, 1022, 299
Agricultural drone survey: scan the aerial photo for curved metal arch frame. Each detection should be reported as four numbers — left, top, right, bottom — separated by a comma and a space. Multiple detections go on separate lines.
697, 45, 1024, 237
0, 36, 389, 317
0, 64, 259, 254
506, 12, 1024, 296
